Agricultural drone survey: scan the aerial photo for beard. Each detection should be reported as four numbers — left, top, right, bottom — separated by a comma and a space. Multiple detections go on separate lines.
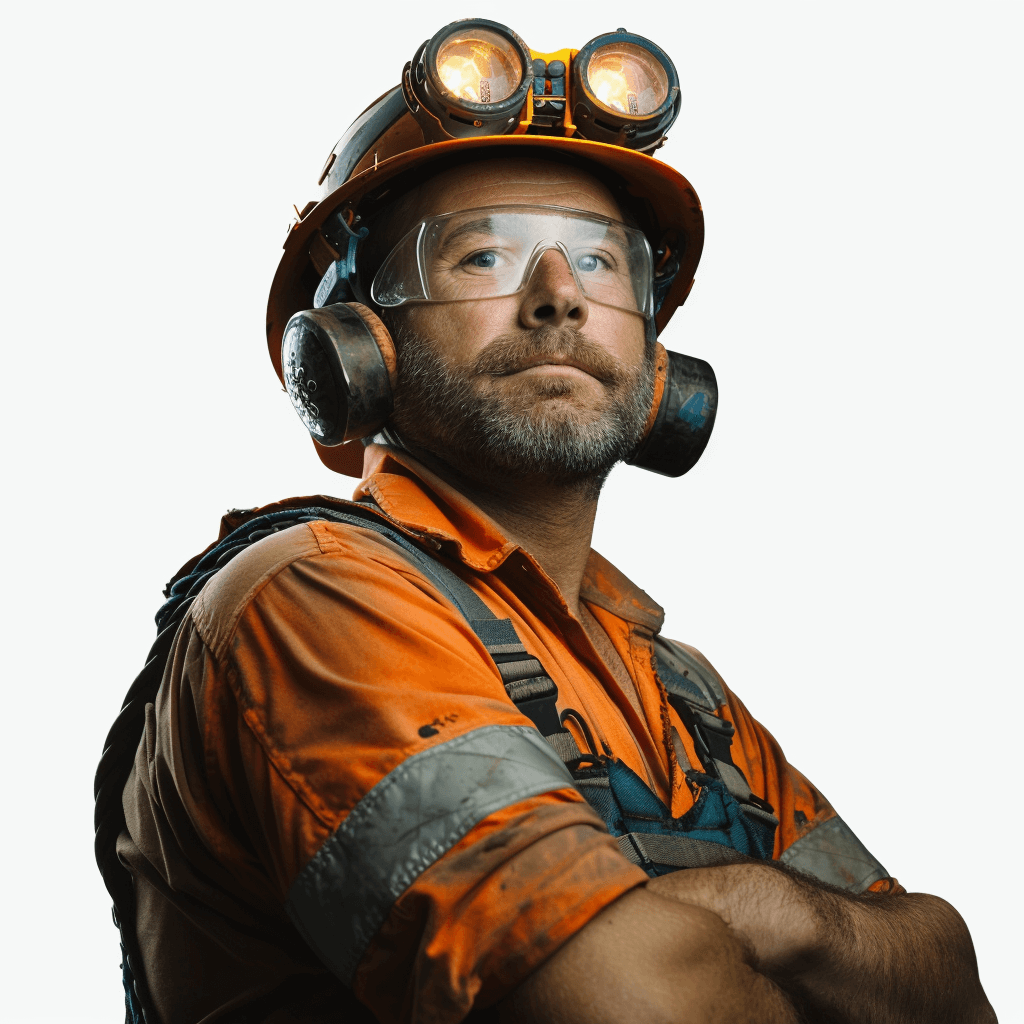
386, 319, 655, 489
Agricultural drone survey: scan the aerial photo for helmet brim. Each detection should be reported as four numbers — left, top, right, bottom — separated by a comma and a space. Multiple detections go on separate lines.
267, 133, 703, 381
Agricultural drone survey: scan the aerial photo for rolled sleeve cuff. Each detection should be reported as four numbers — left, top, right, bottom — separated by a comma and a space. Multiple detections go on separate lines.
354, 793, 647, 1024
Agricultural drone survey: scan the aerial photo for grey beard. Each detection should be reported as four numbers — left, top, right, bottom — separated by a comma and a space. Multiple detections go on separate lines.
387, 319, 655, 488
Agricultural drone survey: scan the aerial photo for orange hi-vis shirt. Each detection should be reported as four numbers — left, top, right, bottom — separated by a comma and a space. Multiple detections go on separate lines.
120, 444, 894, 1024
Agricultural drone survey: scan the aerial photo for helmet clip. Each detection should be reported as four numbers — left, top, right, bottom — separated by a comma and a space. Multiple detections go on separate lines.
314, 214, 369, 308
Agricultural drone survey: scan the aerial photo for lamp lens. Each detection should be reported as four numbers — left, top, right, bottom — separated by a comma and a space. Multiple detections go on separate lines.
435, 28, 522, 105
586, 42, 669, 116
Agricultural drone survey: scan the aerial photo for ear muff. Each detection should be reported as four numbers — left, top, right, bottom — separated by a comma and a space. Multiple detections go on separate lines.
627, 341, 718, 477
282, 312, 716, 480
281, 302, 397, 451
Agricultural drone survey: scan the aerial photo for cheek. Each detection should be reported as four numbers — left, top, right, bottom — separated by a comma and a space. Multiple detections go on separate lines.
405, 300, 520, 366
586, 305, 648, 364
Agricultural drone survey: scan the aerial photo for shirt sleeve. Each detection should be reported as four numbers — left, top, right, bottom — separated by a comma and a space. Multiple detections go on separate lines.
186, 520, 646, 1024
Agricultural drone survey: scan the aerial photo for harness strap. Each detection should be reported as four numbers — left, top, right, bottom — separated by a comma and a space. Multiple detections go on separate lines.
654, 637, 779, 827
616, 831, 749, 871
341, 504, 582, 761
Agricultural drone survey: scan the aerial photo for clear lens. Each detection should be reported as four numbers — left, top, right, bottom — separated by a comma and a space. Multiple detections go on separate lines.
586, 42, 669, 116
435, 28, 522, 105
371, 206, 653, 318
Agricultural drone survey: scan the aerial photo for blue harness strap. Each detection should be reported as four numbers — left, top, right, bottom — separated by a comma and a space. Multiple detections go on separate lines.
574, 757, 776, 874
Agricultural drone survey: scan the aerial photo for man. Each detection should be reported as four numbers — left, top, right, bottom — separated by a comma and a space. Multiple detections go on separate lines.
96, 20, 995, 1024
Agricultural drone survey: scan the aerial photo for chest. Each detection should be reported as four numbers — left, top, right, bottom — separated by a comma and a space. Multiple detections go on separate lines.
488, 577, 700, 815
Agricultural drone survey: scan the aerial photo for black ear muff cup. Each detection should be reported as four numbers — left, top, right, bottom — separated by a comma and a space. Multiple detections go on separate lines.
281, 304, 716, 479
628, 345, 718, 477
281, 302, 397, 447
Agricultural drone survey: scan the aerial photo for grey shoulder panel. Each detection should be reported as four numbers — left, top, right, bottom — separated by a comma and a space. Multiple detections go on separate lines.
653, 635, 725, 711
779, 815, 889, 893
285, 724, 574, 984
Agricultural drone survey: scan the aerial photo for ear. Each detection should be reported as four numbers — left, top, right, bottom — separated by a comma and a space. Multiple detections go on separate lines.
281, 302, 397, 450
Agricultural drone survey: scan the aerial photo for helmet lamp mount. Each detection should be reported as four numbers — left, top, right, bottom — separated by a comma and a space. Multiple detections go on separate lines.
401, 20, 679, 151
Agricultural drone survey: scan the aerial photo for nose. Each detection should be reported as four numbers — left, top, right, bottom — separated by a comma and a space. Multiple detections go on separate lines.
517, 247, 589, 330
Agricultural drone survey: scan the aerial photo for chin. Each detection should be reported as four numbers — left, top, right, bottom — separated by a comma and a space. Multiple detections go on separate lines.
519, 394, 609, 428
491, 376, 606, 414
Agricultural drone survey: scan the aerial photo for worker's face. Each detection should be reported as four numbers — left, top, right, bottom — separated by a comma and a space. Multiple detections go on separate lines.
383, 158, 653, 485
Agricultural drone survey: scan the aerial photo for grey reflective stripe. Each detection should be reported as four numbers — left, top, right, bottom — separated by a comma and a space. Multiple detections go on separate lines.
616, 832, 748, 869
779, 815, 889, 893
285, 724, 574, 984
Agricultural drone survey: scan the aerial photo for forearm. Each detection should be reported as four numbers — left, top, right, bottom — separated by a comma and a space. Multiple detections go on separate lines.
650, 864, 995, 1024
498, 885, 801, 1024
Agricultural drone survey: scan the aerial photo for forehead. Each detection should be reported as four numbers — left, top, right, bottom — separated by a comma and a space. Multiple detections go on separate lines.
405, 156, 625, 224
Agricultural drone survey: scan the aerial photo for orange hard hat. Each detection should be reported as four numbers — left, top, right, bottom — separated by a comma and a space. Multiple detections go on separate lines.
267, 20, 707, 476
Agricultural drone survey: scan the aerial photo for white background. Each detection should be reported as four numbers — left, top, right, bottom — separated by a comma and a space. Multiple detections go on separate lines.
2, 1, 1020, 1020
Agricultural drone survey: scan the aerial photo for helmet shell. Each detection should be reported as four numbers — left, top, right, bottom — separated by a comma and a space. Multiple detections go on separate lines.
267, 98, 704, 383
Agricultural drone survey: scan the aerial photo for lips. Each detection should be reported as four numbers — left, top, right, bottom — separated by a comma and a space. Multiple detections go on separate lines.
506, 357, 602, 380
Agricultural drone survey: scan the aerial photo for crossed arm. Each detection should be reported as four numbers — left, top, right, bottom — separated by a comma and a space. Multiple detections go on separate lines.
498, 860, 995, 1024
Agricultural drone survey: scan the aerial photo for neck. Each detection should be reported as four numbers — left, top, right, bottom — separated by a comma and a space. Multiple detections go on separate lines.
396, 441, 601, 615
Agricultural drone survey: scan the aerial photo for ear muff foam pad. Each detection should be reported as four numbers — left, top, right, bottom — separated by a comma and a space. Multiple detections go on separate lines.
281, 302, 397, 448
628, 346, 718, 477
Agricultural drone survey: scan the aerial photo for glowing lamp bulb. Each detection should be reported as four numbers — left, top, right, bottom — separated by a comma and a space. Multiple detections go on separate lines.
436, 29, 522, 105
586, 42, 669, 117
590, 66, 633, 114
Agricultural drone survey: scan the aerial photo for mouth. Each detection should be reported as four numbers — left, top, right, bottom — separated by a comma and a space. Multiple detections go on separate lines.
499, 356, 605, 383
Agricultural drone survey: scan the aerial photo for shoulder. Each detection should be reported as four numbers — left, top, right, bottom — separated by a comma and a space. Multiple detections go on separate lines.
190, 517, 442, 661
653, 634, 728, 712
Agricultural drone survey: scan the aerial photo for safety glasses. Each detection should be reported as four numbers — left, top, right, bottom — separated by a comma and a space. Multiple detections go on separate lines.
370, 205, 654, 319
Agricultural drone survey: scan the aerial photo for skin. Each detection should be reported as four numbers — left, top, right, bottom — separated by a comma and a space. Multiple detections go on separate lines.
372, 158, 997, 1023
372, 158, 647, 618
501, 863, 996, 1024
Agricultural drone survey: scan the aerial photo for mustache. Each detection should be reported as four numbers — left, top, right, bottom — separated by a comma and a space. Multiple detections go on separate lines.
472, 326, 624, 385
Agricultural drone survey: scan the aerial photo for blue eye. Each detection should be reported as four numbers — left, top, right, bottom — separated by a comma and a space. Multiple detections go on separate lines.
577, 254, 601, 273
469, 252, 497, 268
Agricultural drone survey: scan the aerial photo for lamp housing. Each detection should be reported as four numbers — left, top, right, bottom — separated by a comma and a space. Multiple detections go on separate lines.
571, 30, 681, 151
404, 19, 534, 143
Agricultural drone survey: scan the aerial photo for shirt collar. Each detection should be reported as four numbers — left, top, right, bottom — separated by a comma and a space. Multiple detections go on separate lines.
355, 443, 518, 573
580, 551, 664, 633
354, 442, 665, 631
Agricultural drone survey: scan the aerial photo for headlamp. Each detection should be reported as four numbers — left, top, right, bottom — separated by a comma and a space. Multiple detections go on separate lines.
402, 20, 680, 152
404, 19, 534, 143
571, 31, 680, 150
